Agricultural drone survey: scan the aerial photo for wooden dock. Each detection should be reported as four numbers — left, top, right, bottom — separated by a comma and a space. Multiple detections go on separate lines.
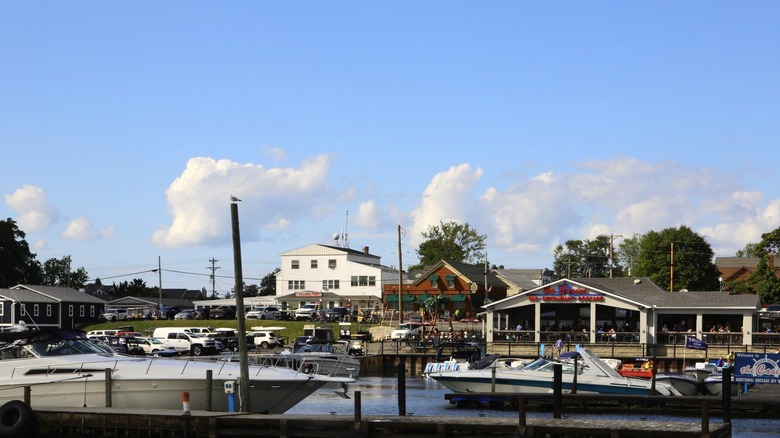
29, 407, 731, 438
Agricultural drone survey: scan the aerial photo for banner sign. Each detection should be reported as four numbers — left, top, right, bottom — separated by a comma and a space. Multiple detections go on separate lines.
295, 291, 322, 298
734, 352, 780, 385
685, 336, 708, 351
527, 282, 605, 303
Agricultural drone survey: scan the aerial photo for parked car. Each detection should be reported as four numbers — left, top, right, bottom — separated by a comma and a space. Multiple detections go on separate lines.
157, 306, 180, 320
292, 335, 312, 352
131, 336, 179, 355
208, 306, 235, 319
248, 329, 282, 349
294, 304, 318, 321
99, 308, 129, 322
324, 307, 349, 322
246, 306, 280, 320
274, 309, 293, 321
174, 309, 196, 320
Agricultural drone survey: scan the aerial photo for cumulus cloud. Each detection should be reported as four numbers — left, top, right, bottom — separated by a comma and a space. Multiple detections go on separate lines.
61, 217, 114, 241
404, 157, 780, 265
407, 164, 484, 247
354, 201, 380, 229
4, 184, 59, 232
151, 154, 333, 249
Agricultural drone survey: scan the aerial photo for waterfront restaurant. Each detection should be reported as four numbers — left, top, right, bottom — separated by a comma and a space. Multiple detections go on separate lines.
483, 277, 764, 348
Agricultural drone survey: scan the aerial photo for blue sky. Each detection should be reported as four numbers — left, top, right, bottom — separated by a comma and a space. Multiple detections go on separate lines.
3, 3, 779, 294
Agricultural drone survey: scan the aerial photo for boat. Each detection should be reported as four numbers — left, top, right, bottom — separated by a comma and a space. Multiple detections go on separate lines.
423, 342, 499, 377
682, 361, 718, 382
0, 329, 353, 413
429, 347, 683, 396
618, 358, 653, 379
655, 372, 702, 396
256, 339, 361, 379
703, 372, 739, 396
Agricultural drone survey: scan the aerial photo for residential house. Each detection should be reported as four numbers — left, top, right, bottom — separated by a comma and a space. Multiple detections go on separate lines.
0, 285, 107, 330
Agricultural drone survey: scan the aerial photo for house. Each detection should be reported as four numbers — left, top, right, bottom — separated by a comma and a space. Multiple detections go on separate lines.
106, 288, 207, 318
494, 268, 557, 296
0, 285, 107, 330
382, 260, 509, 320
716, 255, 776, 288
275, 244, 399, 312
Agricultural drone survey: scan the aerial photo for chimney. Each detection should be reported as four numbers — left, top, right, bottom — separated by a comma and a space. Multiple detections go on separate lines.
363, 246, 369, 254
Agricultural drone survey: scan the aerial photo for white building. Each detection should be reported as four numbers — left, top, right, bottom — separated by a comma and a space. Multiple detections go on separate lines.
275, 244, 399, 312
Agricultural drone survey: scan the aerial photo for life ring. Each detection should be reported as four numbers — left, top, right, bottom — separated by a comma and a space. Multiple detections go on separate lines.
0, 400, 33, 436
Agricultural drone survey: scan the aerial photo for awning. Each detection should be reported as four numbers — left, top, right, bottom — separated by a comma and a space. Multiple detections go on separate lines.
417, 294, 432, 302
450, 294, 468, 302
385, 294, 415, 302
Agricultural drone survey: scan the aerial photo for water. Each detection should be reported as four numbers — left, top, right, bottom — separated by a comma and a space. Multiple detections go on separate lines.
287, 377, 780, 437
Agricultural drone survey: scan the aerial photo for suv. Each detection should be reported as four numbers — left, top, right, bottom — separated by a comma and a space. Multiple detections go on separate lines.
248, 329, 282, 349
99, 308, 129, 322
246, 306, 279, 320
324, 307, 349, 322
391, 323, 423, 341
294, 304, 318, 321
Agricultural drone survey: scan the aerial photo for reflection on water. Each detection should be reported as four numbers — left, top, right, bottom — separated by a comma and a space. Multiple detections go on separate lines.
287, 377, 780, 437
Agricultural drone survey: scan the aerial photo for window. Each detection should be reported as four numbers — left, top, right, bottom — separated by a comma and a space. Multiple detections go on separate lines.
46, 304, 52, 317
20, 304, 26, 316
446, 275, 456, 288
90, 306, 95, 317
80, 305, 85, 317
328, 259, 337, 269
69, 305, 74, 317
324, 279, 340, 290
429, 274, 439, 287
34, 304, 40, 317
288, 280, 305, 290
311, 260, 318, 269
350, 276, 375, 287
291, 260, 300, 269
0, 302, 4, 316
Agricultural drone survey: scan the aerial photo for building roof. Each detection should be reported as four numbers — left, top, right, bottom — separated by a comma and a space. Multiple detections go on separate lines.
13, 285, 107, 304
494, 269, 541, 290
0, 288, 58, 303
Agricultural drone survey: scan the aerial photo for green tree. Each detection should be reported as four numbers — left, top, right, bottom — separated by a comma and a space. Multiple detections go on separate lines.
736, 242, 762, 258
0, 218, 43, 287
742, 227, 780, 305
258, 268, 279, 296
633, 226, 720, 291
553, 235, 616, 278
113, 278, 154, 297
42, 255, 89, 289
412, 221, 486, 270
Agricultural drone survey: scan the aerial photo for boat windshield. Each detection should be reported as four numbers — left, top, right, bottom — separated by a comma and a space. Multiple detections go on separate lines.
0, 330, 109, 359
520, 357, 584, 375
296, 342, 348, 354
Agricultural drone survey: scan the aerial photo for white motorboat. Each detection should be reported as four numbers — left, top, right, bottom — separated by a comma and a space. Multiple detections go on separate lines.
256, 339, 361, 379
430, 348, 683, 396
703, 372, 739, 396
655, 373, 702, 396
682, 362, 718, 382
0, 329, 353, 413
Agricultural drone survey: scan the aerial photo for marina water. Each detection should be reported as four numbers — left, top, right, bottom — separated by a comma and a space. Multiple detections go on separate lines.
288, 376, 780, 437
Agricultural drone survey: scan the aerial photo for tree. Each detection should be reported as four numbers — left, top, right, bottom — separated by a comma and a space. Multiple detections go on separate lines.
42, 255, 89, 289
412, 221, 486, 270
113, 278, 154, 297
736, 242, 762, 258
741, 227, 780, 305
552, 235, 616, 278
617, 233, 643, 276
243, 283, 260, 297
633, 226, 720, 291
0, 218, 43, 287
258, 268, 279, 296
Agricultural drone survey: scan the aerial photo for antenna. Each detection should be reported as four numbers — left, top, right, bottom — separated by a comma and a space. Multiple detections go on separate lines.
343, 210, 349, 248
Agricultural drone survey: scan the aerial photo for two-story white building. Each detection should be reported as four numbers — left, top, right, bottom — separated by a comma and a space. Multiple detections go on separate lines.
275, 244, 399, 312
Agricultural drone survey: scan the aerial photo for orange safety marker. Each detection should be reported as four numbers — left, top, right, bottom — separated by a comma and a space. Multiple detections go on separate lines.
181, 391, 191, 416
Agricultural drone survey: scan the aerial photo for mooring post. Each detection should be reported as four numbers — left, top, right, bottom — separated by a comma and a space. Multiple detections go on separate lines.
206, 370, 213, 411
701, 399, 709, 437
105, 368, 112, 407
491, 366, 496, 393
398, 359, 406, 416
722, 366, 732, 424
517, 396, 527, 427
553, 363, 562, 419
354, 390, 362, 423
571, 355, 578, 394
24, 386, 30, 405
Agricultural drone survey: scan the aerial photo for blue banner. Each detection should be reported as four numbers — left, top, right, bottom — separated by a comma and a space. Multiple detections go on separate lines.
734, 352, 780, 385
684, 336, 708, 351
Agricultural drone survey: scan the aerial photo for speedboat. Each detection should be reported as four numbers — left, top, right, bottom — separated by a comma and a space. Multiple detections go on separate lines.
0, 329, 353, 413
430, 348, 683, 396
703, 372, 739, 396
655, 373, 702, 396
256, 339, 361, 379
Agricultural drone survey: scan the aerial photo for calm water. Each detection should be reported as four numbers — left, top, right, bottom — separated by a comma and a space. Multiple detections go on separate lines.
287, 377, 780, 437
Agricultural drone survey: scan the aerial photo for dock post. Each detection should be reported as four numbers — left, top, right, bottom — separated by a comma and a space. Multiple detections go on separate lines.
206, 370, 213, 411
553, 364, 562, 419
398, 359, 406, 416
491, 367, 496, 393
354, 390, 362, 423
517, 396, 526, 427
701, 399, 709, 438
105, 368, 112, 407
23, 386, 30, 405
722, 367, 732, 424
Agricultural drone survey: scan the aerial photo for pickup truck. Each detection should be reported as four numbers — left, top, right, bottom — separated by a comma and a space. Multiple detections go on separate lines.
152, 328, 219, 356
294, 304, 318, 321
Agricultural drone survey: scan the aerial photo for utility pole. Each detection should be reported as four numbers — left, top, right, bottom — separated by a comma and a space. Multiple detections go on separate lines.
207, 258, 220, 298
609, 234, 623, 278
230, 198, 250, 412
158, 256, 163, 308
670, 242, 674, 292
398, 225, 404, 324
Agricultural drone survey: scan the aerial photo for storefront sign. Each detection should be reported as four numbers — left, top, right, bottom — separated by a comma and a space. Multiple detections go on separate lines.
527, 282, 604, 303
734, 352, 780, 385
295, 291, 323, 298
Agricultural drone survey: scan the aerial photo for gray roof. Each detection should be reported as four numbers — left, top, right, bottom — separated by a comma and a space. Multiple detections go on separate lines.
0, 288, 58, 303
494, 269, 541, 290
715, 257, 760, 268
13, 285, 107, 304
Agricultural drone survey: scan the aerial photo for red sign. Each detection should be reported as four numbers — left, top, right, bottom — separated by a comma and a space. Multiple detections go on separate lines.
295, 291, 323, 298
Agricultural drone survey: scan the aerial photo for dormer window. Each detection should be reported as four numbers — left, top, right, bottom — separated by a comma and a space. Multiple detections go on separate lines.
446, 275, 456, 288
429, 274, 440, 287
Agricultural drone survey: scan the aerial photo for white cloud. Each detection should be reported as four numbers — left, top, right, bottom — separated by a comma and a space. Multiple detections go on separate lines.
62, 217, 94, 241
407, 163, 483, 247
151, 154, 333, 249
4, 184, 59, 232
354, 201, 380, 229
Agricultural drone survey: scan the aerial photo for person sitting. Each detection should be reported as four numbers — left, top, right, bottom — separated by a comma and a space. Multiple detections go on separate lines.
716, 357, 725, 367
